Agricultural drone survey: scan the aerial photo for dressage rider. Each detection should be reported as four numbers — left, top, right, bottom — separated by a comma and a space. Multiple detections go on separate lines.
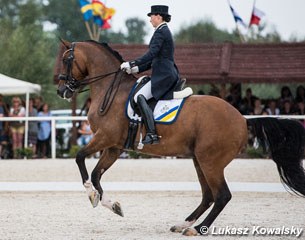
121, 5, 181, 145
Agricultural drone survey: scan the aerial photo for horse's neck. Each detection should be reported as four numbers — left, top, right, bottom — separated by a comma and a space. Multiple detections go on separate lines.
84, 45, 136, 115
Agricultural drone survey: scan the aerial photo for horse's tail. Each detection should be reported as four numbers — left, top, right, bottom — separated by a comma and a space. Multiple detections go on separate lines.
247, 117, 305, 197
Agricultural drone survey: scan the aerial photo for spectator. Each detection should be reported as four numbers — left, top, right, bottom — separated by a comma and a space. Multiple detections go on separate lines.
37, 103, 51, 158
249, 98, 267, 115
34, 96, 44, 112
240, 88, 257, 114
265, 99, 280, 115
9, 96, 26, 158
278, 86, 294, 110
77, 120, 93, 147
28, 98, 39, 158
280, 100, 294, 115
225, 84, 241, 110
295, 85, 305, 104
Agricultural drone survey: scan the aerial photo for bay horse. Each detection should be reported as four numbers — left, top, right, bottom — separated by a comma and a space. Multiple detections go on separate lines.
56, 40, 305, 236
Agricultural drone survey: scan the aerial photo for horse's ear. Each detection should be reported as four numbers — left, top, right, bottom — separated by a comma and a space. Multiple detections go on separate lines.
58, 37, 70, 49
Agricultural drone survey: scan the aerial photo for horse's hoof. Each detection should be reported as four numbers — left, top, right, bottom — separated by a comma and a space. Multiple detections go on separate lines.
182, 228, 199, 236
170, 225, 184, 233
112, 202, 124, 217
170, 221, 196, 233
89, 191, 100, 208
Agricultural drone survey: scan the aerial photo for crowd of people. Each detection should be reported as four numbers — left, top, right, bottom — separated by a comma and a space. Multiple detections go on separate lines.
0, 95, 52, 159
201, 84, 305, 128
0, 95, 92, 159
0, 85, 304, 159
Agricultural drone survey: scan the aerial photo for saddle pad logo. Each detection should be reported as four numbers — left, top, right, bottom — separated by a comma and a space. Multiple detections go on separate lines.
154, 100, 184, 124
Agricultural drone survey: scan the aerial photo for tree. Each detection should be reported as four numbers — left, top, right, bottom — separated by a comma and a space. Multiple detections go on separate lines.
174, 19, 240, 44
125, 18, 147, 44
43, 0, 89, 41
0, 0, 63, 107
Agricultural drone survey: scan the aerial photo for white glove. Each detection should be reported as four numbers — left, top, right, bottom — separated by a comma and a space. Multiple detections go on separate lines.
120, 62, 131, 72
130, 66, 139, 74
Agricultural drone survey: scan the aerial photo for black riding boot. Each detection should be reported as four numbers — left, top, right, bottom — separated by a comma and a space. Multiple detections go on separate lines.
137, 94, 159, 145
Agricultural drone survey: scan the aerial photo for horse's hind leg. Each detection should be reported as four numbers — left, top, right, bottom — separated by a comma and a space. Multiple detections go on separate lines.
183, 161, 232, 236
91, 147, 124, 216
170, 157, 214, 233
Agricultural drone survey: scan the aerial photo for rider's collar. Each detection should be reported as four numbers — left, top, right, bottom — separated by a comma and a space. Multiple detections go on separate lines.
154, 22, 167, 31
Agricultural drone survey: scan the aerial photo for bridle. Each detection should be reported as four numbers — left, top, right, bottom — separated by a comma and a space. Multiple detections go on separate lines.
58, 42, 120, 94
58, 42, 124, 115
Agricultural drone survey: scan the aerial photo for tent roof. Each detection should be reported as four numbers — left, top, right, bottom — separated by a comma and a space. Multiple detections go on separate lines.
0, 73, 41, 95
111, 42, 305, 84
53, 42, 305, 84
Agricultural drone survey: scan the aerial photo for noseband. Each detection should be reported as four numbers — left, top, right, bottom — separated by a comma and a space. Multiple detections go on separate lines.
58, 42, 119, 93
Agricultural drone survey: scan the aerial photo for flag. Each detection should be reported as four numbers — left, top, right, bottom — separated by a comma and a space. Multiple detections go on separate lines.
249, 7, 265, 26
92, 0, 115, 28
229, 5, 247, 28
79, 0, 93, 21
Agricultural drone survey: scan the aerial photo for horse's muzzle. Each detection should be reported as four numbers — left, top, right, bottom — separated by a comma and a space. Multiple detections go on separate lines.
57, 85, 73, 100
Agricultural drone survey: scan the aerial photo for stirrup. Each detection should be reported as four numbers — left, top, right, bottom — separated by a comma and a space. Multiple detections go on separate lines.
142, 133, 159, 145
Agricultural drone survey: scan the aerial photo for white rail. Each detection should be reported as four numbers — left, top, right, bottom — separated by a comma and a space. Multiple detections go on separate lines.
0, 116, 87, 159
0, 115, 304, 159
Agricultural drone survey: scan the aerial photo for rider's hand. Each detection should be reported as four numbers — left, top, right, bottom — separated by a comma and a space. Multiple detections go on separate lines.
130, 66, 139, 74
121, 62, 138, 74
120, 62, 131, 72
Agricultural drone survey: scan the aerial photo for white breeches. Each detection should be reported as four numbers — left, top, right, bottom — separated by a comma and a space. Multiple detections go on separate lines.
133, 80, 153, 103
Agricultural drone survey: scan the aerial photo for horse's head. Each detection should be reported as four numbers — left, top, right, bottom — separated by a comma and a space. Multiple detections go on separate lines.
57, 40, 88, 101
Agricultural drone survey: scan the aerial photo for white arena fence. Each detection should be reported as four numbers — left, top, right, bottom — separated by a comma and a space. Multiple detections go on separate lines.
0, 115, 304, 159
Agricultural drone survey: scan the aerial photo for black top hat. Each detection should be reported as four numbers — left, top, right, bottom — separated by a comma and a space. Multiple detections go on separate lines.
147, 5, 171, 17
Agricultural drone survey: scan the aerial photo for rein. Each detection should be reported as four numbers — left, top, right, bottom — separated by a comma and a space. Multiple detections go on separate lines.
59, 42, 124, 115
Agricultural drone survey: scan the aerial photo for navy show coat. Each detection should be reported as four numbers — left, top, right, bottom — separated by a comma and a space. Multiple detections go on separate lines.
132, 23, 179, 100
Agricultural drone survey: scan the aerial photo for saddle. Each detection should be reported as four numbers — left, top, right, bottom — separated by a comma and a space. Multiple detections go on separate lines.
124, 76, 193, 149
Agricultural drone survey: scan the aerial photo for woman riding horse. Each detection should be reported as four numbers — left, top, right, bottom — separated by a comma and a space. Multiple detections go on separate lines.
56, 9, 305, 236
121, 5, 189, 145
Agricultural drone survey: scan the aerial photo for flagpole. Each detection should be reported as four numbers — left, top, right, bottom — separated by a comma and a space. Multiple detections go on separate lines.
227, 0, 245, 43
247, 0, 256, 38
92, 22, 97, 41
85, 21, 94, 40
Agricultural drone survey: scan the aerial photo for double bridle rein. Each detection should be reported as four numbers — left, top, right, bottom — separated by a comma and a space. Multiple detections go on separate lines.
59, 42, 123, 115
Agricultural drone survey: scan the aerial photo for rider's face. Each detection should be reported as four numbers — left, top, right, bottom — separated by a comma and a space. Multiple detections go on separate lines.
150, 14, 163, 28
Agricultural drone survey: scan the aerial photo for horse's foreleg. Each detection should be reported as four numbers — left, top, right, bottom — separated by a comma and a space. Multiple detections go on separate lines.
75, 136, 106, 207
170, 157, 214, 233
91, 147, 123, 216
75, 148, 92, 184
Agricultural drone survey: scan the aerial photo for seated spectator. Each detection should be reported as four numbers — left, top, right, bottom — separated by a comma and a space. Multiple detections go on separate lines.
249, 97, 267, 115
77, 120, 93, 147
265, 99, 280, 115
226, 84, 241, 110
240, 88, 257, 114
295, 85, 305, 104
280, 100, 294, 115
278, 86, 294, 110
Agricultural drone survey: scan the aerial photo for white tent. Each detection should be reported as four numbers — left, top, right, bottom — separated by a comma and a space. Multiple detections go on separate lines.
0, 73, 41, 149
0, 73, 41, 95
